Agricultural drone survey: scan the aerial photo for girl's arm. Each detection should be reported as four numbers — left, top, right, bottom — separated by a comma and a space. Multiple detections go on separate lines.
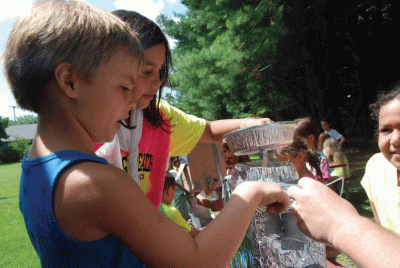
56, 162, 289, 268
369, 200, 381, 225
287, 177, 400, 268
200, 118, 273, 143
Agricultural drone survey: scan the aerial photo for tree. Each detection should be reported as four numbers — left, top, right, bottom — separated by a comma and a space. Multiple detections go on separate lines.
8, 114, 38, 126
159, 0, 299, 121
0, 117, 10, 145
160, 0, 399, 138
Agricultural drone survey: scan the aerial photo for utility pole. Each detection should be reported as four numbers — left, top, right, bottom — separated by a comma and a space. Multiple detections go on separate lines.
9, 105, 16, 122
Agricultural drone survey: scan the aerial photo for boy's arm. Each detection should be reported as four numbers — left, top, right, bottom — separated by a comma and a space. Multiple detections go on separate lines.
57, 162, 289, 268
287, 178, 400, 268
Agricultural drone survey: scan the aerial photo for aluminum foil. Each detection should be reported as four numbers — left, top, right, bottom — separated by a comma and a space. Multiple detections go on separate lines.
229, 161, 299, 190
228, 162, 326, 268
223, 121, 296, 156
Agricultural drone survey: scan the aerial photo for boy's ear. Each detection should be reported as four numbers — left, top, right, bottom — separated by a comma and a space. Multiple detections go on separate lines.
308, 134, 316, 142
54, 62, 79, 98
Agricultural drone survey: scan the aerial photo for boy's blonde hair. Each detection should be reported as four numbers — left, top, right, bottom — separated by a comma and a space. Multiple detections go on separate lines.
3, 0, 144, 113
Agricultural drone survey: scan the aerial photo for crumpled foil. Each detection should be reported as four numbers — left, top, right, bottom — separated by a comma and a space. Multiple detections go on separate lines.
228, 161, 326, 268
222, 121, 296, 156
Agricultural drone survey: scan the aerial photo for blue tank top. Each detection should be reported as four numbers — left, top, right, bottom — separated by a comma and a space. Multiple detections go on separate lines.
19, 150, 147, 267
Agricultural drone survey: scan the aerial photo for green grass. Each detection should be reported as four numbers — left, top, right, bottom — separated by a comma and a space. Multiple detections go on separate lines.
0, 162, 40, 268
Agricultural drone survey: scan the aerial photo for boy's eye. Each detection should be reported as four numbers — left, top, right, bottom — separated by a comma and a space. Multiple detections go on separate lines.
121, 86, 130, 91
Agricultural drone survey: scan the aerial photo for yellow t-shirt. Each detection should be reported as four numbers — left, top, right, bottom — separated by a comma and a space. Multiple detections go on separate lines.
159, 99, 206, 157
361, 153, 400, 234
160, 203, 192, 233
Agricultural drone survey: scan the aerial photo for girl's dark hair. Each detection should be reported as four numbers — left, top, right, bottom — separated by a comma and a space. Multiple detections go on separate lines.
370, 84, 400, 121
278, 138, 323, 180
293, 117, 319, 147
112, 10, 172, 131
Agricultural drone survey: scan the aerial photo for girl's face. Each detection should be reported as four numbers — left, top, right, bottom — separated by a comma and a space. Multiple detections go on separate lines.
223, 147, 238, 165
321, 121, 331, 131
378, 98, 400, 169
135, 43, 166, 109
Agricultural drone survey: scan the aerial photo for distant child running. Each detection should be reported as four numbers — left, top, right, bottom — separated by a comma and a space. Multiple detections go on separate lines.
6, 2, 289, 267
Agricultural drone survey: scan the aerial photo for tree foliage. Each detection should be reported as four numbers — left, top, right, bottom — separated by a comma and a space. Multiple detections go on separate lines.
159, 0, 298, 121
160, 0, 399, 138
8, 115, 38, 126
0, 117, 10, 145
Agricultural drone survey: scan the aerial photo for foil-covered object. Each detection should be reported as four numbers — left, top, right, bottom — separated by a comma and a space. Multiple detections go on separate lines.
228, 162, 326, 268
223, 121, 296, 156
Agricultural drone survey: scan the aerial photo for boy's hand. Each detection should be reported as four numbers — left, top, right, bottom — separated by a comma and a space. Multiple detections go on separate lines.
259, 182, 290, 213
210, 199, 223, 211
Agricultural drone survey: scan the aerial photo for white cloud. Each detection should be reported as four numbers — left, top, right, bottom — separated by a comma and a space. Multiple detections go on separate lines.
113, 0, 164, 22
0, 0, 34, 22
167, 0, 178, 4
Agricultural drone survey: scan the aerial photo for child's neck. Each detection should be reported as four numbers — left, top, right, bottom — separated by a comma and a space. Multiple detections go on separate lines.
28, 112, 96, 159
294, 163, 312, 178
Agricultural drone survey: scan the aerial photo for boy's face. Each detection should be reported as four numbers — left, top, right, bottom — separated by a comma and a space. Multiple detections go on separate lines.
73, 49, 141, 142
378, 98, 400, 169
135, 43, 166, 109
165, 185, 175, 205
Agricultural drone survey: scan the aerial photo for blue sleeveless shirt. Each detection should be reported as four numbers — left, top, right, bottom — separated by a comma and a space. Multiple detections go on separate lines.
19, 150, 147, 267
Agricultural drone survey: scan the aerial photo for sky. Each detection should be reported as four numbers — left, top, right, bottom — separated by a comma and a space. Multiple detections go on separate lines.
0, 0, 187, 120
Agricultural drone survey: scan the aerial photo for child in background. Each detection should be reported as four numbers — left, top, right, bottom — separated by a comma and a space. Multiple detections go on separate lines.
160, 172, 201, 238
168, 156, 222, 221
223, 142, 251, 176
323, 137, 351, 179
9, 3, 289, 267
361, 85, 400, 235
277, 138, 323, 180
293, 117, 330, 182
321, 119, 346, 146
318, 132, 331, 152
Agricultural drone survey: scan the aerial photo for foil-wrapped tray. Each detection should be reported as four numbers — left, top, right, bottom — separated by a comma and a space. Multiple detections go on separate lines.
225, 161, 326, 268
223, 121, 296, 156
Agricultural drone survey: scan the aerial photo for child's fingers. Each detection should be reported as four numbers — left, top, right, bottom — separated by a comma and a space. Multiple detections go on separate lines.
266, 201, 288, 213
286, 185, 301, 200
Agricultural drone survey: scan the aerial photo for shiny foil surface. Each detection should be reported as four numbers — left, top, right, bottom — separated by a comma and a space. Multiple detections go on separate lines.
228, 161, 326, 268
223, 121, 296, 156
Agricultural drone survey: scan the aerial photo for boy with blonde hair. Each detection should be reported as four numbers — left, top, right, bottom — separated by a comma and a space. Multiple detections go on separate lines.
4, 1, 289, 267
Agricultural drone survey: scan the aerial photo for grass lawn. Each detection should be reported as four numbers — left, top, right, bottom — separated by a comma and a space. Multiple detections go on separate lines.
0, 162, 40, 268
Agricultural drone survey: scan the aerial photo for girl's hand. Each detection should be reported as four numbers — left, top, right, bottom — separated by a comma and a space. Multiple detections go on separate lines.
286, 177, 359, 245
